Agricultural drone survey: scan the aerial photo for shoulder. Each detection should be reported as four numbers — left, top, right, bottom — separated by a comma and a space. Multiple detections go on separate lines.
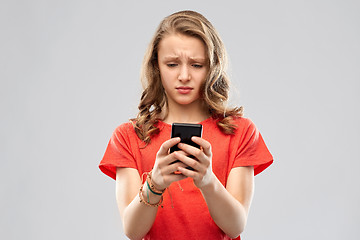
227, 117, 259, 141
230, 116, 253, 126
112, 121, 138, 140
229, 116, 256, 131
204, 116, 255, 135
114, 121, 135, 133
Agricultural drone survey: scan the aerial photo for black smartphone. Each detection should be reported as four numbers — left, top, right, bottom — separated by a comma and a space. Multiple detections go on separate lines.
170, 123, 203, 170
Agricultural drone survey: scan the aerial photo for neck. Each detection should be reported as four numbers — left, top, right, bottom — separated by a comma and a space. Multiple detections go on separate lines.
162, 100, 210, 124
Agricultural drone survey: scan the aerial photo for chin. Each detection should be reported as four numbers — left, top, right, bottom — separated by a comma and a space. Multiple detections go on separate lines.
176, 99, 197, 105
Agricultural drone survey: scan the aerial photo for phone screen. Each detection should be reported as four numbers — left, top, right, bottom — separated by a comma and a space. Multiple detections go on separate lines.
170, 123, 203, 153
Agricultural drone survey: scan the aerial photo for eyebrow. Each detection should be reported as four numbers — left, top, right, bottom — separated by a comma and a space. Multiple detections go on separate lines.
163, 56, 207, 62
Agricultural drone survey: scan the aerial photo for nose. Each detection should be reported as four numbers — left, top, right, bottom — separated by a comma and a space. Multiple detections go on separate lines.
178, 65, 191, 81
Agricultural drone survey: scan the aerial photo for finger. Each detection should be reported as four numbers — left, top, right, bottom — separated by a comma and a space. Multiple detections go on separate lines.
161, 150, 187, 166
151, 162, 188, 189
163, 151, 186, 169
162, 172, 188, 185
163, 155, 189, 172
177, 142, 206, 163
157, 137, 181, 156
177, 165, 198, 179
191, 137, 212, 157
174, 151, 201, 171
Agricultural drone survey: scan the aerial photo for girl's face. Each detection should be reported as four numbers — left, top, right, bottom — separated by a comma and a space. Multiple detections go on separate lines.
157, 33, 209, 109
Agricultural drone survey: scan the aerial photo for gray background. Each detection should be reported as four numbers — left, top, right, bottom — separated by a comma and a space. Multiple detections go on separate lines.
1, 0, 359, 239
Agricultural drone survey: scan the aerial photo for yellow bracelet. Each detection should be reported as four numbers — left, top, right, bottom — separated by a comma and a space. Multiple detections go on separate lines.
139, 184, 163, 207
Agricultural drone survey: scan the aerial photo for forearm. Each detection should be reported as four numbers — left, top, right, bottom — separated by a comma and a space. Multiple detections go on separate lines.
116, 167, 166, 240
200, 175, 248, 239
116, 139, 187, 239
120, 186, 162, 240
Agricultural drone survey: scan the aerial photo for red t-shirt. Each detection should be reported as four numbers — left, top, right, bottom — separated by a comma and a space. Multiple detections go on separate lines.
99, 117, 273, 240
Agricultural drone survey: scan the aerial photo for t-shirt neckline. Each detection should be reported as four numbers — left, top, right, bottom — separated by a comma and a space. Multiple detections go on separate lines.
157, 117, 214, 128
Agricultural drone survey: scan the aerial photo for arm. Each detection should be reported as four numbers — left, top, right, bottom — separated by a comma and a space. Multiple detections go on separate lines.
116, 167, 158, 240
176, 137, 254, 238
115, 137, 187, 240
200, 166, 254, 238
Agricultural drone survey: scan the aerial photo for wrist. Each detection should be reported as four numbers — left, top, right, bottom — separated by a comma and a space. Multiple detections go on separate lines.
147, 171, 167, 193
198, 172, 217, 193
138, 171, 166, 207
141, 183, 163, 205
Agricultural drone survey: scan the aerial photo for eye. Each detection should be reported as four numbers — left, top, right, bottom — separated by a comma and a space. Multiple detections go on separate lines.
167, 63, 178, 67
192, 64, 203, 68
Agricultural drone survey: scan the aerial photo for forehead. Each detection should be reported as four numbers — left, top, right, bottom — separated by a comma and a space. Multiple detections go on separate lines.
157, 33, 207, 60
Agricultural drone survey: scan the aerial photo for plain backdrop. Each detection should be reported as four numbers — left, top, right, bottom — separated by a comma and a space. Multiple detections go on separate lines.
1, 0, 359, 239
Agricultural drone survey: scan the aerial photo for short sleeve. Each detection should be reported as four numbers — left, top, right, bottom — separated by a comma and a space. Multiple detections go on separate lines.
232, 119, 273, 176
99, 123, 138, 180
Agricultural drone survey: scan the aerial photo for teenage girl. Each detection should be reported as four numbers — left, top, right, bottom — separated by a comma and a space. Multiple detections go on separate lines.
99, 10, 273, 240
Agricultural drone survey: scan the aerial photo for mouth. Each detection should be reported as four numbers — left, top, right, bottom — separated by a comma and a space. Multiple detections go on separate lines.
176, 86, 193, 94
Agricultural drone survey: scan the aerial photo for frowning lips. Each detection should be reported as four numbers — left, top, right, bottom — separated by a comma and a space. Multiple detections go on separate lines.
176, 86, 193, 94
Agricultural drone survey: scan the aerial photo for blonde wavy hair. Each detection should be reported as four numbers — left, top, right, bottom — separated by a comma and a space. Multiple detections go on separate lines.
132, 10, 243, 143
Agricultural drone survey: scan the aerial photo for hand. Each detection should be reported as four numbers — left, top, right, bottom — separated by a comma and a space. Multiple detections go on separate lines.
151, 137, 188, 190
175, 137, 215, 189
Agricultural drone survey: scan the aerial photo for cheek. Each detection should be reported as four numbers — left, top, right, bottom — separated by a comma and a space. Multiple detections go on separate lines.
159, 67, 172, 81
197, 72, 208, 95
160, 75, 171, 93
160, 69, 177, 87
195, 71, 208, 85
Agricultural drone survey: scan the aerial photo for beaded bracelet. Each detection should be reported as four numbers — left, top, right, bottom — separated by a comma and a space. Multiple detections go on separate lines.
147, 171, 166, 195
139, 184, 163, 207
146, 180, 162, 196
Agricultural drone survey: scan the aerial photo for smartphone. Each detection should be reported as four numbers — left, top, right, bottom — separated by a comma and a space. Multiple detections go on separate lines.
170, 123, 203, 170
